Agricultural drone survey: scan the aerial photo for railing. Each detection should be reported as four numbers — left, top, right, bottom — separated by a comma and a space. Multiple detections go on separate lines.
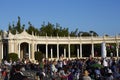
2, 33, 120, 44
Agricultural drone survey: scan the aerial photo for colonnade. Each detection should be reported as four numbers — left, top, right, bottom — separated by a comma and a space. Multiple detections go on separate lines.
37, 43, 119, 59
1, 40, 120, 60
43, 43, 94, 59
1, 30, 120, 61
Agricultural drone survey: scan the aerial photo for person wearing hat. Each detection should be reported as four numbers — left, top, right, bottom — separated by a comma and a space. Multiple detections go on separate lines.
82, 70, 91, 80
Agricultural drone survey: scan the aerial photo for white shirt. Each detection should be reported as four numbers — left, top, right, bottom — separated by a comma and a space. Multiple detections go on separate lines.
51, 64, 57, 73
103, 59, 108, 67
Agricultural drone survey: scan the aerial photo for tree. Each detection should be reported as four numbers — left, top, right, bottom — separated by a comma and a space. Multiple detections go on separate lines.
70, 28, 78, 37
53, 23, 69, 37
16, 16, 24, 33
34, 51, 44, 62
53, 23, 61, 36
8, 23, 16, 34
81, 32, 91, 36
26, 21, 39, 35
8, 53, 18, 62
39, 22, 70, 37
39, 22, 54, 36
8, 16, 25, 34
89, 30, 99, 36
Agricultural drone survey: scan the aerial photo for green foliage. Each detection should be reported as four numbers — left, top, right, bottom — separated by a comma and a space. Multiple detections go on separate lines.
70, 28, 78, 37
89, 30, 98, 36
81, 32, 91, 36
8, 16, 25, 34
78, 31, 99, 37
8, 53, 18, 62
53, 23, 69, 36
39, 22, 69, 36
26, 21, 39, 35
40, 22, 54, 36
34, 51, 43, 62
7, 17, 99, 37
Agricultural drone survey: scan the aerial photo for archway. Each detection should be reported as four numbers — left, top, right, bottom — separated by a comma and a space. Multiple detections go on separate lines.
3, 43, 8, 60
20, 42, 29, 59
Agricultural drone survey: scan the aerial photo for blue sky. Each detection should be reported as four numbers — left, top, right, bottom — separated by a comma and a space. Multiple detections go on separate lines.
0, 0, 120, 36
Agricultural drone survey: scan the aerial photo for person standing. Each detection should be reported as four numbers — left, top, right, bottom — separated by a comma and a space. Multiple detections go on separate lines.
82, 70, 91, 80
106, 69, 114, 80
9, 64, 29, 80
1, 68, 8, 80
51, 60, 58, 80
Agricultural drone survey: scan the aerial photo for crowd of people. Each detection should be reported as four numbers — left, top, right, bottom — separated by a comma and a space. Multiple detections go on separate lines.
0, 56, 120, 80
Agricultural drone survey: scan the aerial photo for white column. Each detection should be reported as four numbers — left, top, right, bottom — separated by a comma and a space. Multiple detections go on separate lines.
31, 43, 35, 60
64, 48, 66, 58
37, 46, 39, 52
1, 43, 3, 59
116, 48, 119, 57
116, 43, 119, 57
101, 42, 107, 58
68, 44, 70, 58
57, 44, 59, 59
29, 43, 31, 59
34, 44, 37, 52
80, 44, 82, 58
51, 47, 53, 58
18, 43, 20, 58
91, 43, 94, 57
46, 44, 48, 58
77, 47, 79, 58
11, 43, 14, 52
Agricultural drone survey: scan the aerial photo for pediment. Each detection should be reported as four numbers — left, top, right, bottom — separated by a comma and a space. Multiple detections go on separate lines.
19, 30, 31, 36
16, 30, 33, 39
9, 30, 34, 39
